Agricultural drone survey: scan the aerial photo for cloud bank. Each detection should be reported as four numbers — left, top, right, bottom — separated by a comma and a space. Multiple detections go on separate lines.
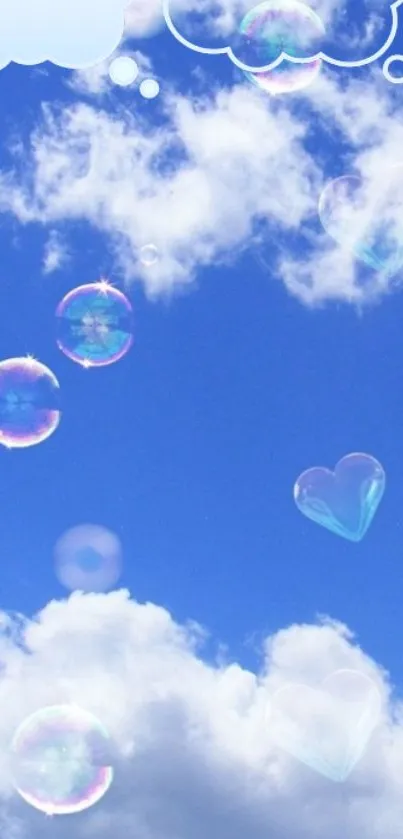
0, 592, 401, 839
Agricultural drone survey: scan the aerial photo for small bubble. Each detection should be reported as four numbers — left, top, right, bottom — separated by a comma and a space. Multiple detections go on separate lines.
139, 78, 160, 99
109, 56, 139, 86
139, 244, 159, 266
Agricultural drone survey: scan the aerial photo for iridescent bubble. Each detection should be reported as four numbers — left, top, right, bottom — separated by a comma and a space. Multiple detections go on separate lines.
139, 78, 160, 99
270, 670, 381, 782
56, 280, 133, 368
294, 452, 385, 542
0, 357, 61, 449
139, 243, 159, 266
318, 166, 403, 279
109, 55, 139, 86
11, 704, 114, 816
244, 55, 321, 95
236, 0, 325, 73
54, 524, 122, 593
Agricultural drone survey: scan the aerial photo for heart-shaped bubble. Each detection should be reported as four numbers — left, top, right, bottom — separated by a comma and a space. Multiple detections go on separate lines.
318, 168, 403, 279
294, 452, 385, 541
270, 669, 381, 782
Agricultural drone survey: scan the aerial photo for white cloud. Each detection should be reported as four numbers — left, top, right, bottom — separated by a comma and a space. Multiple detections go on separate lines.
42, 230, 70, 274
0, 85, 322, 299
0, 63, 403, 305
124, 0, 166, 38
0, 593, 402, 839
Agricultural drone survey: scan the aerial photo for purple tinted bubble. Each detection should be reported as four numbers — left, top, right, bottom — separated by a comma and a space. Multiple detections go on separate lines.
11, 705, 113, 816
54, 524, 122, 593
244, 56, 321, 95
0, 357, 61, 449
56, 281, 134, 368
294, 453, 386, 541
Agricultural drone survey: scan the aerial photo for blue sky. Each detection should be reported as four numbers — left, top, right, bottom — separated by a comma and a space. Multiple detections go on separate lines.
1, 0, 403, 836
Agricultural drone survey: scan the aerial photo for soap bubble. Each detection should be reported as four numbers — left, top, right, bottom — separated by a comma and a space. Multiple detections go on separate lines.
318, 166, 403, 279
294, 453, 386, 542
56, 280, 134, 368
235, 0, 325, 73
244, 55, 321, 95
108, 55, 139, 86
11, 704, 114, 816
139, 78, 160, 99
139, 244, 159, 266
271, 670, 382, 782
54, 524, 122, 593
0, 357, 61, 449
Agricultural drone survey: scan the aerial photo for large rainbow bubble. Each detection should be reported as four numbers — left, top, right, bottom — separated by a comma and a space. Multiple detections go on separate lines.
237, 0, 325, 76
0, 356, 61, 449
11, 705, 114, 816
56, 280, 134, 368
244, 55, 321, 95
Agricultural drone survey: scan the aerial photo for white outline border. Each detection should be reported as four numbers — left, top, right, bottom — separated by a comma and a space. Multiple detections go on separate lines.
162, 0, 403, 72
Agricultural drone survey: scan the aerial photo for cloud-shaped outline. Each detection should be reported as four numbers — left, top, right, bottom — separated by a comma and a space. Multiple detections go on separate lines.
162, 0, 403, 71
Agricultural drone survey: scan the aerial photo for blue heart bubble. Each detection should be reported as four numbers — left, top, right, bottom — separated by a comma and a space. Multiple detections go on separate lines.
318, 170, 403, 280
294, 453, 386, 541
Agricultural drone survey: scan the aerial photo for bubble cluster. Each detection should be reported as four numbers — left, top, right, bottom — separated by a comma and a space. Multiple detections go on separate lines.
294, 452, 386, 542
270, 670, 381, 782
11, 705, 114, 816
54, 524, 122, 593
0, 356, 61, 449
318, 167, 403, 279
236, 0, 325, 73
56, 280, 134, 368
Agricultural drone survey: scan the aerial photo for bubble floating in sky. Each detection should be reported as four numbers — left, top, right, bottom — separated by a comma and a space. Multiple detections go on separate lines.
294, 452, 386, 542
10, 704, 114, 816
236, 0, 325, 75
244, 55, 321, 95
270, 670, 381, 782
139, 78, 160, 99
0, 356, 61, 449
139, 244, 159, 266
56, 280, 134, 368
54, 524, 122, 593
318, 167, 403, 279
108, 55, 139, 86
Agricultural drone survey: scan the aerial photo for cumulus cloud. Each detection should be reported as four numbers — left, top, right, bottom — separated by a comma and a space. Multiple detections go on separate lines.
1, 67, 403, 305
0, 592, 401, 839
0, 84, 322, 299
